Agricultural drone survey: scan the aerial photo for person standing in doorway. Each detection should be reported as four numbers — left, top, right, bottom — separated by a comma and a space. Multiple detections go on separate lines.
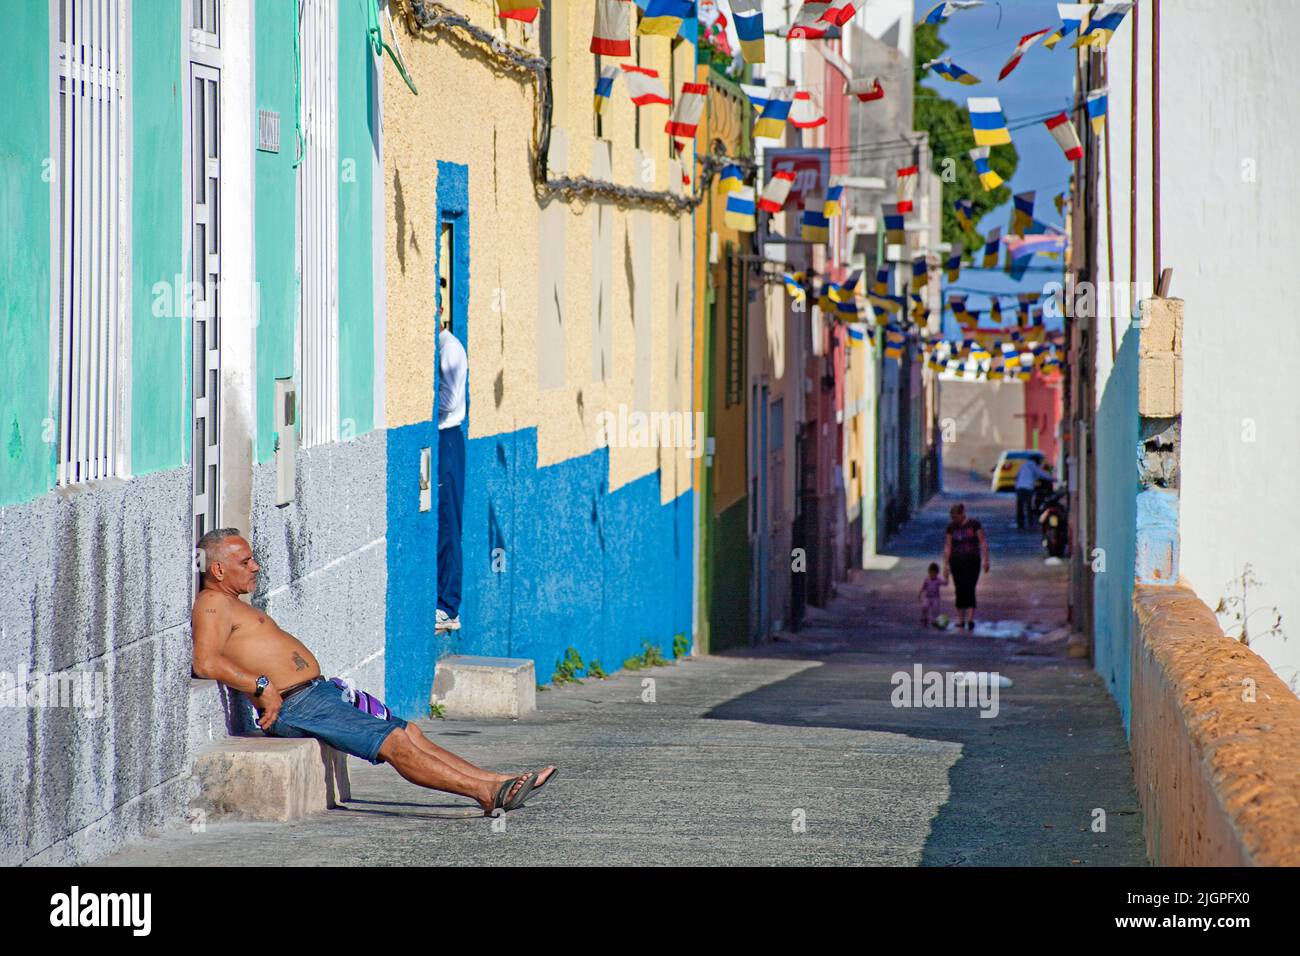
437, 278, 467, 633
943, 503, 990, 631
1014, 456, 1045, 530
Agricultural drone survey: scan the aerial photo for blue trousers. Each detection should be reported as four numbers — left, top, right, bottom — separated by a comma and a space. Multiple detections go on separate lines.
437, 425, 465, 617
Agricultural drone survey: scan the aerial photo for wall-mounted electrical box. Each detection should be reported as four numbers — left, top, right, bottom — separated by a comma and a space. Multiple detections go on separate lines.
274, 378, 296, 507
419, 447, 432, 512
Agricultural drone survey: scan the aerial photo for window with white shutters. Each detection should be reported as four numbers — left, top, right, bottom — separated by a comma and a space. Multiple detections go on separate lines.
53, 0, 131, 486
296, 0, 339, 448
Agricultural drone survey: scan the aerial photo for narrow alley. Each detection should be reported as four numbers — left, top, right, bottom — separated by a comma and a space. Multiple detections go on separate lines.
102, 482, 1143, 867
5, 0, 1299, 901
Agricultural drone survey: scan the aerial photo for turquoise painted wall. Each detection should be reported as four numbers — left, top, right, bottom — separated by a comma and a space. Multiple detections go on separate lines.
0, 4, 52, 506
337, 0, 376, 437
254, 0, 298, 465
131, 2, 185, 475
1093, 330, 1140, 732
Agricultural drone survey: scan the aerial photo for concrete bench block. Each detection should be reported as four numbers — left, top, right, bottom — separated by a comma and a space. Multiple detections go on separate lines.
191, 735, 350, 823
1137, 352, 1182, 417
431, 655, 536, 720
1138, 297, 1183, 354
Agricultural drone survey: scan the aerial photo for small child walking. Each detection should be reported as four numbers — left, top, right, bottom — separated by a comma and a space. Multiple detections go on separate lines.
919, 562, 945, 628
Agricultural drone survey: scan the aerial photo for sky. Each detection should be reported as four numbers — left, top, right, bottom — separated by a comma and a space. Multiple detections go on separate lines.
918, 1, 1082, 331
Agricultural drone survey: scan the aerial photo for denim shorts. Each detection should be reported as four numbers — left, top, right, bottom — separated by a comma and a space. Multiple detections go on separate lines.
268, 677, 408, 764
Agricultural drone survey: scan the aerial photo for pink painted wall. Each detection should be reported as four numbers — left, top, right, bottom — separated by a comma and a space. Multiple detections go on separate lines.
1024, 373, 1063, 466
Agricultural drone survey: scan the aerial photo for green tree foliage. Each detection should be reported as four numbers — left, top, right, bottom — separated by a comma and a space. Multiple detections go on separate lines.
913, 24, 1018, 253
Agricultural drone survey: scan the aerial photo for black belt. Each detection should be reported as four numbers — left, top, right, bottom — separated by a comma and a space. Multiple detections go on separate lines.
277, 677, 322, 702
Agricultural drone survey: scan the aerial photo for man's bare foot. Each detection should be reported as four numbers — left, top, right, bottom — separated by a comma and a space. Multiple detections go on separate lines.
479, 772, 536, 815
532, 765, 557, 790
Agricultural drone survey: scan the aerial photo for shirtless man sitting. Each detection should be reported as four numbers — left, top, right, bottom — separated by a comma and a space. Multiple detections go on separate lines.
190, 528, 555, 815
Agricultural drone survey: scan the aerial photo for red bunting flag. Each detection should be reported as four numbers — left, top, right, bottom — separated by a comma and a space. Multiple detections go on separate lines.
498, 0, 542, 23
896, 165, 919, 214
591, 0, 632, 56
1045, 112, 1084, 161
998, 28, 1051, 81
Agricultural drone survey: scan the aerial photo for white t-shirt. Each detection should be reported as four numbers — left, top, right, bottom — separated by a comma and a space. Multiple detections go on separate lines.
438, 328, 468, 430
1014, 458, 1042, 491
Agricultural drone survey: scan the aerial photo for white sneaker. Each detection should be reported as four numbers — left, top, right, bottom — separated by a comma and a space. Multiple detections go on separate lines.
435, 610, 461, 632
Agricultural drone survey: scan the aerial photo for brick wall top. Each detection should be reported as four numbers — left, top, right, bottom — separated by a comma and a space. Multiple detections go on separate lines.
1132, 584, 1300, 865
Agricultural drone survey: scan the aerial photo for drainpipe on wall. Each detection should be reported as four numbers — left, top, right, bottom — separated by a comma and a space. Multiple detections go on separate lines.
1134, 296, 1182, 585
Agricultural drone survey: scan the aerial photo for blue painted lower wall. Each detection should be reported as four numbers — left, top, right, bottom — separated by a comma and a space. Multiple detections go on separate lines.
385, 422, 694, 719
384, 420, 440, 717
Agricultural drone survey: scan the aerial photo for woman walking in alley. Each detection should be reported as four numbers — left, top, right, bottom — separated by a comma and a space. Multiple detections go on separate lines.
943, 503, 990, 631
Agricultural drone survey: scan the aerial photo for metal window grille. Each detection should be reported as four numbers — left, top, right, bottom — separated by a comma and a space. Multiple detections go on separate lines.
54, 0, 130, 486
296, 0, 339, 448
725, 248, 745, 408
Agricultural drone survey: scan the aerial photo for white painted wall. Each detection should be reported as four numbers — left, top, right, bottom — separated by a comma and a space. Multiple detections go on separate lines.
1096, 1, 1300, 692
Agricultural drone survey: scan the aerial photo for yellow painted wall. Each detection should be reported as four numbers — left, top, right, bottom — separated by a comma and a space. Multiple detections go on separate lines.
384, 1, 694, 502
694, 70, 750, 516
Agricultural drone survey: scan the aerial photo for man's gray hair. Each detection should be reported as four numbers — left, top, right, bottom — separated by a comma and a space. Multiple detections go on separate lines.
196, 528, 244, 572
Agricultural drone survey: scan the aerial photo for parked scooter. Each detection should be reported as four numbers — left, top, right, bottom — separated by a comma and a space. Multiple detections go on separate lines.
1039, 487, 1069, 558
1031, 475, 1055, 523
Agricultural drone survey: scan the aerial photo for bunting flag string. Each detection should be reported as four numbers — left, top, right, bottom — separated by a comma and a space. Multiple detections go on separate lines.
665, 82, 708, 138
946, 244, 964, 282
739, 84, 770, 113
1011, 191, 1035, 237
998, 28, 1051, 80
1044, 3, 1090, 49
896, 165, 919, 214
968, 97, 1012, 147
1078, 2, 1132, 47
783, 272, 808, 300
969, 146, 1004, 191
1086, 88, 1109, 136
497, 0, 542, 23
926, 59, 981, 85
754, 87, 796, 139
910, 255, 929, 293
846, 76, 885, 101
639, 0, 693, 37
725, 186, 757, 232
731, 0, 766, 64
981, 227, 1001, 269
917, 1, 984, 26
954, 198, 974, 231
790, 91, 827, 129
591, 0, 632, 55
789, 3, 835, 39
824, 180, 845, 217
1045, 112, 1084, 161
621, 65, 671, 106
758, 168, 797, 212
884, 327, 906, 362
593, 64, 620, 114
719, 164, 745, 193
882, 202, 906, 245
801, 198, 831, 243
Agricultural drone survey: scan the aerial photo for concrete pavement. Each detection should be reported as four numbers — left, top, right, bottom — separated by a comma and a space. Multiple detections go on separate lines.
101, 475, 1146, 866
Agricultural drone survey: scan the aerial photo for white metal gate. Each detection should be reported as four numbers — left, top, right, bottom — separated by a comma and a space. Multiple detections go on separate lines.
296, 0, 339, 448
53, 0, 130, 486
